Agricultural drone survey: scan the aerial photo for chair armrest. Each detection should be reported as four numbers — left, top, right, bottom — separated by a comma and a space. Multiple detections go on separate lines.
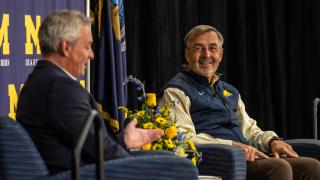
197, 144, 246, 180
42, 154, 198, 180
88, 155, 197, 180
130, 149, 176, 156
285, 139, 320, 160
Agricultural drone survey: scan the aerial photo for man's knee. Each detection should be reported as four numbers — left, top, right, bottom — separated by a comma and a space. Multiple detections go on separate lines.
293, 157, 320, 179
271, 159, 292, 177
247, 158, 292, 180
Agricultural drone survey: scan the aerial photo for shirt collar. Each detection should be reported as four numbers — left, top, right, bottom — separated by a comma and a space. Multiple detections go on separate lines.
209, 73, 223, 86
42, 59, 78, 81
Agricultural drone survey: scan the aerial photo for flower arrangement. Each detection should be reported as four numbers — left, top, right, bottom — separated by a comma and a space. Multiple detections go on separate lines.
118, 76, 202, 165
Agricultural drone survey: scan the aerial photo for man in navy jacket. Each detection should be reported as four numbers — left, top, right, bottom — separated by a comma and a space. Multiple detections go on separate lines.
16, 10, 164, 173
160, 25, 320, 180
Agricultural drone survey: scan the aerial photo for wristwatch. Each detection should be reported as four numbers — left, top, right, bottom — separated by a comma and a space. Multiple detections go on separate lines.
268, 136, 284, 149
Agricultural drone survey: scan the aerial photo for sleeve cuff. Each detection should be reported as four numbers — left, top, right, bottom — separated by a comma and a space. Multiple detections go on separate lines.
116, 132, 127, 149
268, 136, 284, 149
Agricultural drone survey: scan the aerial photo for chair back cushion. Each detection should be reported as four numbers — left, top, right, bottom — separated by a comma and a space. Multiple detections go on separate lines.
0, 116, 49, 179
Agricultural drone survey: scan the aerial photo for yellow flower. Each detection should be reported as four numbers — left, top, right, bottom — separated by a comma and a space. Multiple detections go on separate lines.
152, 143, 163, 150
120, 77, 202, 165
136, 110, 145, 117
142, 143, 152, 150
143, 122, 155, 129
146, 93, 157, 108
191, 157, 197, 166
164, 138, 175, 149
165, 126, 178, 139
155, 117, 167, 125
188, 139, 196, 151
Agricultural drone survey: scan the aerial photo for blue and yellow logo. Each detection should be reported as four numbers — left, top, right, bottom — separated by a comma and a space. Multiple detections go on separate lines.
223, 89, 232, 97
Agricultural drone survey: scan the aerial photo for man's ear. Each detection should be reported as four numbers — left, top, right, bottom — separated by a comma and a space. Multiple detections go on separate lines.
60, 40, 70, 57
218, 48, 224, 62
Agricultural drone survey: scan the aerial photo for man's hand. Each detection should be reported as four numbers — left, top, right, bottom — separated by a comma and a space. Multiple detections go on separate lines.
124, 118, 164, 149
270, 140, 299, 158
232, 141, 269, 161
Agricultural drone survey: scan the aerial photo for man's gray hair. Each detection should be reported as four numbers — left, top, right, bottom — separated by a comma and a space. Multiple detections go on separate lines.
184, 25, 224, 47
38, 10, 92, 55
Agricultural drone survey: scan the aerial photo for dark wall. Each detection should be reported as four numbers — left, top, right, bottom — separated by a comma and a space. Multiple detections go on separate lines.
124, 0, 320, 139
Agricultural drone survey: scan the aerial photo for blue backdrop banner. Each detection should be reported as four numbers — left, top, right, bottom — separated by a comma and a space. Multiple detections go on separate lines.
0, 0, 85, 119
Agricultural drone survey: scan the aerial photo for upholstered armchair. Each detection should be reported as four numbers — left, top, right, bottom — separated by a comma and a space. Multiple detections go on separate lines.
197, 144, 246, 180
0, 116, 198, 180
285, 139, 320, 160
196, 139, 320, 180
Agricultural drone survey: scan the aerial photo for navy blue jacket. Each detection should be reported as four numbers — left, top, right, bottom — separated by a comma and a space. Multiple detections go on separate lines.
161, 70, 248, 144
17, 60, 130, 173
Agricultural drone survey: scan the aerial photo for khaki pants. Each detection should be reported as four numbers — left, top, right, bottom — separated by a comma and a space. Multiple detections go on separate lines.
247, 157, 320, 180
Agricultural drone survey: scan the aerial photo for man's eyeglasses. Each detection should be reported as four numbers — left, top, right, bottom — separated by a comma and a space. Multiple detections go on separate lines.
190, 45, 221, 53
